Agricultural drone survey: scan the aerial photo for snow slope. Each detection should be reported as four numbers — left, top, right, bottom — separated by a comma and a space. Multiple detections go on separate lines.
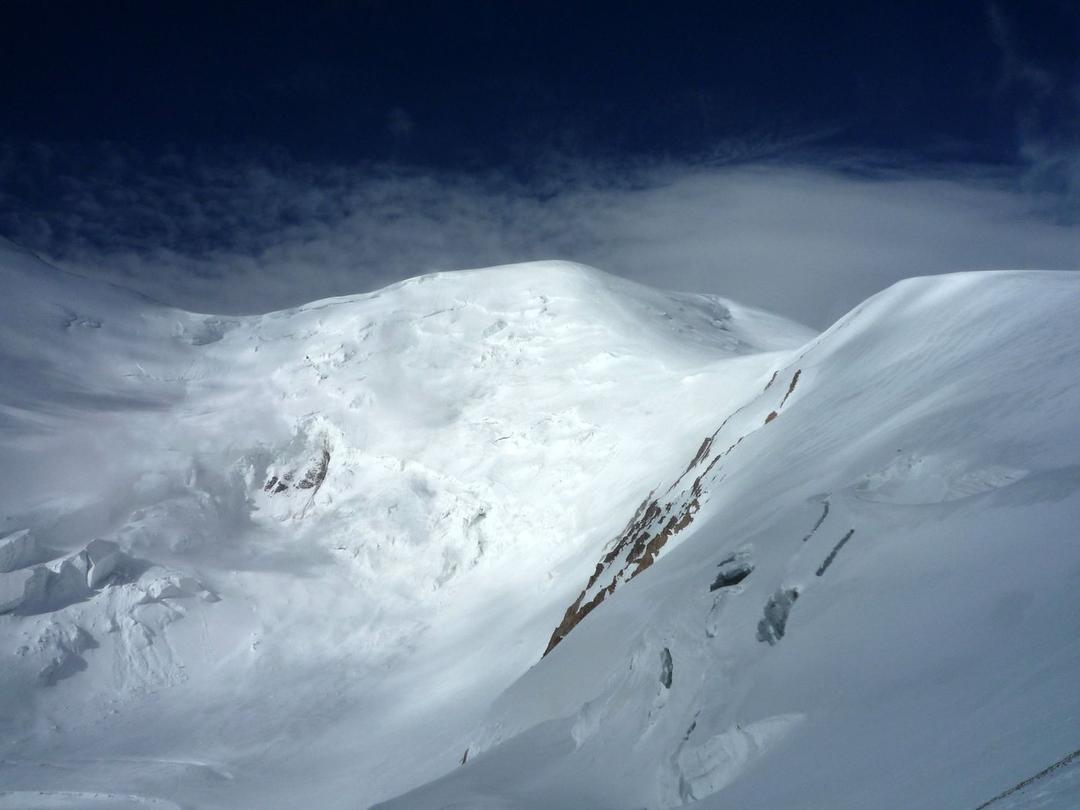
0, 237, 814, 808
378, 270, 1080, 809
2, 236, 1079, 809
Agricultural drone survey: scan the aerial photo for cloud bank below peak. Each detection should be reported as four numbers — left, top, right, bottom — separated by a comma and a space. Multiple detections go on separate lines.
1, 147, 1078, 330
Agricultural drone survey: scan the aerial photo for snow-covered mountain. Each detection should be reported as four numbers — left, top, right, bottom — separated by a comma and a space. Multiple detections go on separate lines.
1, 237, 1078, 809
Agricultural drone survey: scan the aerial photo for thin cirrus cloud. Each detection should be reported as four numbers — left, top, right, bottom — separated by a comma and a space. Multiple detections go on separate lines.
1, 146, 1078, 330
986, 2, 1080, 212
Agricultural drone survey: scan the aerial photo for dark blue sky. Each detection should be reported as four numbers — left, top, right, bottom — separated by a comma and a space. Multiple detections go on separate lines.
1, 1, 1077, 324
3, 1, 1076, 167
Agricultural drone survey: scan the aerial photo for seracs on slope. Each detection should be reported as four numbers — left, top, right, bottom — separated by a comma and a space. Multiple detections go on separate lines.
0, 239, 813, 808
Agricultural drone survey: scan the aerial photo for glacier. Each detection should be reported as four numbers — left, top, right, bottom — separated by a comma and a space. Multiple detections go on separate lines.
0, 236, 1078, 809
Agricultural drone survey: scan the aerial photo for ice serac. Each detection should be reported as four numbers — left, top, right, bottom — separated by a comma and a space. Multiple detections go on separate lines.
0, 529, 48, 572
378, 271, 1080, 810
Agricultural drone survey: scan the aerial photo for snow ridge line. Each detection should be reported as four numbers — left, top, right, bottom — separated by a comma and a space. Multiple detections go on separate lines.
972, 747, 1080, 809
544, 368, 805, 656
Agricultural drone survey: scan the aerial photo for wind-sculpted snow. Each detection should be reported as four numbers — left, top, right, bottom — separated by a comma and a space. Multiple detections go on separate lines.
381, 271, 1080, 810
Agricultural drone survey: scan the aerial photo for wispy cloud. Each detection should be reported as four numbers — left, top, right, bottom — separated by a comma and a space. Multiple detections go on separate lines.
1, 143, 1078, 328
987, 3, 1057, 97
987, 2, 1080, 213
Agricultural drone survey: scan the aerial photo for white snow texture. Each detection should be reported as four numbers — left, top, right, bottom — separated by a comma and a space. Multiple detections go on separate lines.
1, 236, 1078, 809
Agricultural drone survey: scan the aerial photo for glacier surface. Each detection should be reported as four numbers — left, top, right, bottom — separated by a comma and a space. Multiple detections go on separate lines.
1, 237, 1078, 809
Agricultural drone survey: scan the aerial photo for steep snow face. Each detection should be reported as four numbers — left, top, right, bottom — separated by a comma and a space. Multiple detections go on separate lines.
379, 270, 1080, 810
0, 240, 814, 808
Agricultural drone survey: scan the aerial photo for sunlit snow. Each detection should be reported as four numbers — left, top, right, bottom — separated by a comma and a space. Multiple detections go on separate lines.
1, 237, 1078, 809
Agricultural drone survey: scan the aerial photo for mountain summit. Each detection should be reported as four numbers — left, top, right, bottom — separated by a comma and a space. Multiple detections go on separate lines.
1, 242, 1078, 809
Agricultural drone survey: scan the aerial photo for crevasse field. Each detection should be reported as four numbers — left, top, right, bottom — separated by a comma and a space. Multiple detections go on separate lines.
1, 236, 1078, 809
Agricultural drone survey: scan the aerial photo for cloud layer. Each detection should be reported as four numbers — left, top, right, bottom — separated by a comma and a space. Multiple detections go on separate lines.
2, 145, 1078, 329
